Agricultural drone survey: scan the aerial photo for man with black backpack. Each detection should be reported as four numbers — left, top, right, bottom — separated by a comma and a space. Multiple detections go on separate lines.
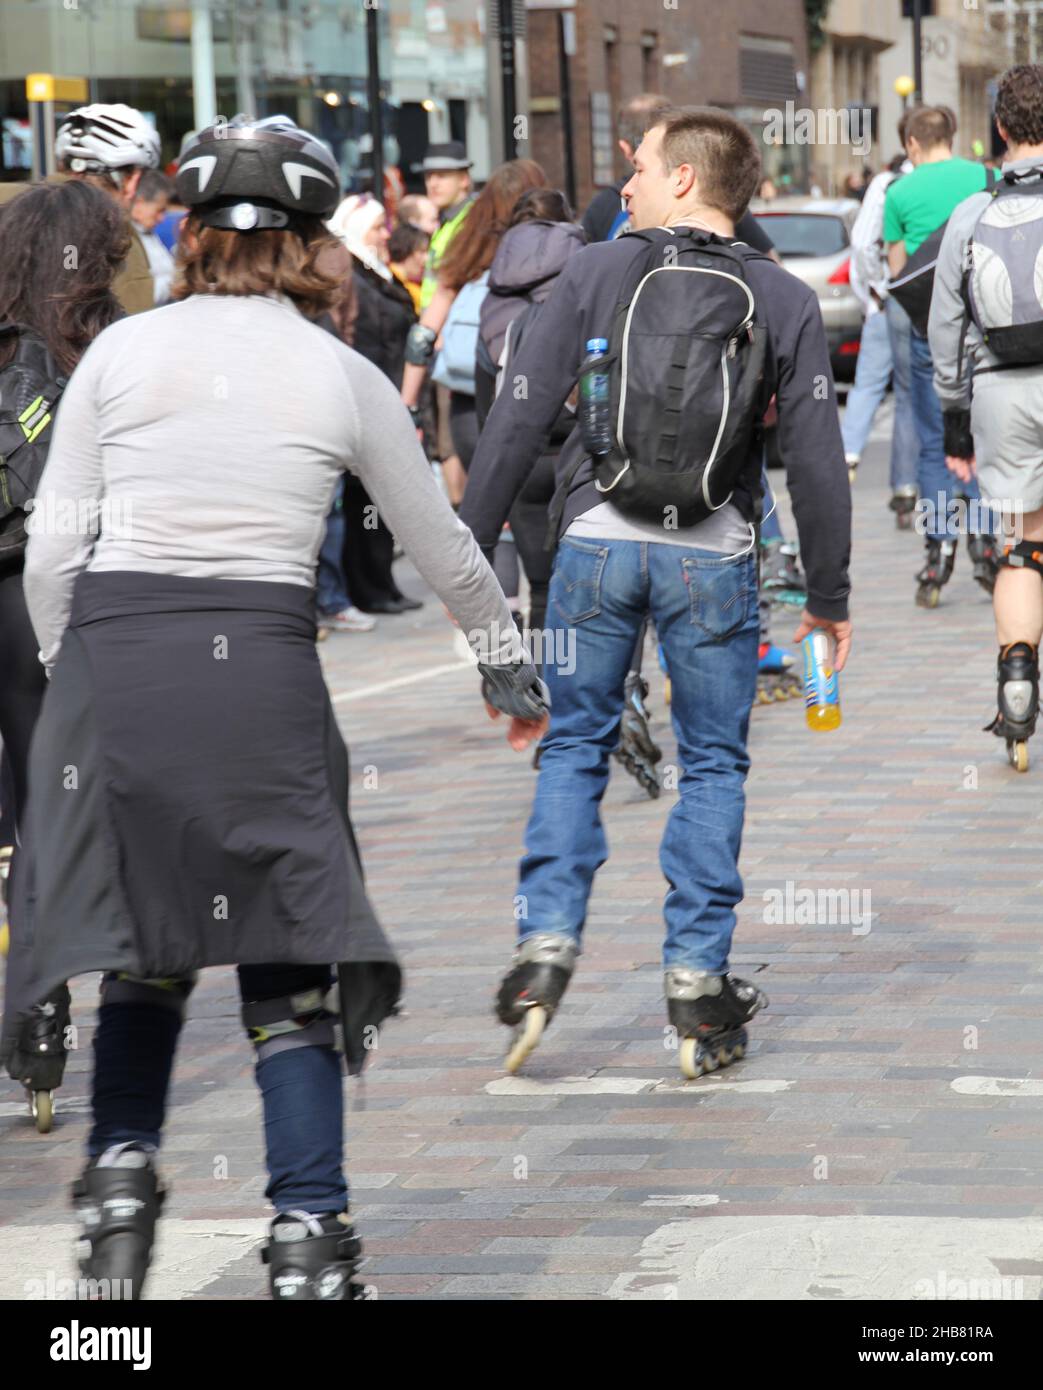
885, 105, 997, 607
929, 65, 1043, 774
459, 106, 852, 1078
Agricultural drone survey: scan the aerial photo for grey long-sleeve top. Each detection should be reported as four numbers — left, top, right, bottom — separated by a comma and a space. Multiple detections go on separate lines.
929, 156, 1043, 412
24, 293, 520, 670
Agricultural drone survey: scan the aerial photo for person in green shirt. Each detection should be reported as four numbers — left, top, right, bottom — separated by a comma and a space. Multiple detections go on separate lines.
883, 105, 995, 607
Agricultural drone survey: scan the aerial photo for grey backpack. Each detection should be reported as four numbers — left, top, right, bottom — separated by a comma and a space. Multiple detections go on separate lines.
965, 168, 1043, 364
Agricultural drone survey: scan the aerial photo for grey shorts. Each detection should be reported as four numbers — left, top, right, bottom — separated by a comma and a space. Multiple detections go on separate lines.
972, 367, 1043, 514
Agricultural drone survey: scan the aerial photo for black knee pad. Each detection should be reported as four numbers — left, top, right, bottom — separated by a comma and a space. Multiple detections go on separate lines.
999, 540, 1043, 579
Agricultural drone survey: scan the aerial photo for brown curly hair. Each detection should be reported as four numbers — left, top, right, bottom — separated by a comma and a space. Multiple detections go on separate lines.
0, 179, 129, 373
995, 64, 1043, 147
172, 213, 342, 317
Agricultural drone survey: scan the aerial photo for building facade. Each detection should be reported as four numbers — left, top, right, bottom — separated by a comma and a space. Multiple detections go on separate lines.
0, 0, 504, 193
524, 0, 811, 212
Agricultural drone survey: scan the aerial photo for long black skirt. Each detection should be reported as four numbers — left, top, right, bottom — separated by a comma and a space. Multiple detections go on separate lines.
2, 572, 400, 1070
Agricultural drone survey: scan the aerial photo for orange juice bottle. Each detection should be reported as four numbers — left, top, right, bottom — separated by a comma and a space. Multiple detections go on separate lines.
803, 629, 841, 732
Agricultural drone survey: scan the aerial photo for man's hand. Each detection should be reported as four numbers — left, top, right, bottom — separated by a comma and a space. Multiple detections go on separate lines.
485, 702, 548, 751
945, 453, 976, 483
792, 611, 853, 673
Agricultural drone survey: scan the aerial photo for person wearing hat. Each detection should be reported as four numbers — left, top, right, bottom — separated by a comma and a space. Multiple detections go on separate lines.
6, 114, 547, 1300
0, 103, 161, 315
419, 141, 475, 312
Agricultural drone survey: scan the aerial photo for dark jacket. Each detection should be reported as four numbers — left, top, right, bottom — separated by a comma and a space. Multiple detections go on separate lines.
476, 219, 586, 441
352, 259, 416, 387
459, 227, 851, 623
479, 220, 588, 370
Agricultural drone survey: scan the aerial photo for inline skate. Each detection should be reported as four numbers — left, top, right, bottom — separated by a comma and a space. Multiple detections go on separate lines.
889, 487, 917, 531
666, 968, 768, 1080
967, 534, 999, 596
613, 671, 661, 799
72, 1142, 164, 1299
761, 538, 807, 609
985, 641, 1038, 773
915, 538, 956, 608
756, 642, 802, 705
6, 984, 71, 1133
261, 1210, 368, 1300
495, 934, 578, 1074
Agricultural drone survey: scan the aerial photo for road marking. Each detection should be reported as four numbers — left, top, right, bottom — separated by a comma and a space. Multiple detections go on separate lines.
1, 1219, 265, 1301
484, 1076, 794, 1097
608, 1216, 1043, 1300
951, 1076, 1043, 1098
331, 660, 472, 705
642, 1194, 724, 1208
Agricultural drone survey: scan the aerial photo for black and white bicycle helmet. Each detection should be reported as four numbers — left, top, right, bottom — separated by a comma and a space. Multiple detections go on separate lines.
175, 115, 340, 230
55, 103, 161, 175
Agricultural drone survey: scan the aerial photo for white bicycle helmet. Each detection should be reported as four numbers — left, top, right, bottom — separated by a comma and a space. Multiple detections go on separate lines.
55, 103, 161, 175
176, 115, 340, 229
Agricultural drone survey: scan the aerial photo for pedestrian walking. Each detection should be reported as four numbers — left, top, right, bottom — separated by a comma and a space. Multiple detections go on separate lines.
459, 106, 852, 1078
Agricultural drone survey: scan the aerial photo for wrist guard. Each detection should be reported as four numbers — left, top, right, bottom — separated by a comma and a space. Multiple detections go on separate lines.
405, 323, 438, 367
943, 408, 974, 459
479, 661, 550, 722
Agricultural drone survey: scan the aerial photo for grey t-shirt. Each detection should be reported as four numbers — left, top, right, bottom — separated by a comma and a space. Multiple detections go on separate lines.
25, 293, 520, 669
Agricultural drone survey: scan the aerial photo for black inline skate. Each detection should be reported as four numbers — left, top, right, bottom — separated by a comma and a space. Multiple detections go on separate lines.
72, 1142, 164, 1300
6, 984, 71, 1133
613, 671, 662, 799
889, 487, 917, 531
967, 534, 1000, 596
761, 538, 807, 609
261, 1210, 368, 1300
665, 968, 768, 1080
495, 933, 578, 1074
985, 641, 1039, 773
915, 538, 957, 608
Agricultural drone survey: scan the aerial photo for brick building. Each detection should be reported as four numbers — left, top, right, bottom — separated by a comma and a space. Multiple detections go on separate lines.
523, 0, 811, 214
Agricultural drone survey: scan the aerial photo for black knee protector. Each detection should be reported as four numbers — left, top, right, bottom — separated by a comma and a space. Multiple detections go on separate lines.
241, 987, 338, 1063
999, 540, 1043, 579
99, 973, 197, 1020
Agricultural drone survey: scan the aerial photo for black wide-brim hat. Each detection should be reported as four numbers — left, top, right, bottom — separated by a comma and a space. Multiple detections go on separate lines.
420, 141, 472, 172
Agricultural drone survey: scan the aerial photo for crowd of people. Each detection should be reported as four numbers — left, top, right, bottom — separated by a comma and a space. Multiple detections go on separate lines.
0, 62, 1040, 1300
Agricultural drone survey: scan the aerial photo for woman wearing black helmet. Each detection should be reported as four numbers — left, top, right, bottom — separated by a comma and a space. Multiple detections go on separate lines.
4, 115, 548, 1301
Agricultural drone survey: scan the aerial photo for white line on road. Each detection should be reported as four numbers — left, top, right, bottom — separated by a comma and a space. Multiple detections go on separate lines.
950, 1076, 1043, 1097
331, 660, 472, 705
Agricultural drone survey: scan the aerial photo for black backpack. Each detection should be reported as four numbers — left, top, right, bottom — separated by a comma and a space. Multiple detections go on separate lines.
552, 228, 769, 533
0, 324, 66, 565
887, 166, 997, 336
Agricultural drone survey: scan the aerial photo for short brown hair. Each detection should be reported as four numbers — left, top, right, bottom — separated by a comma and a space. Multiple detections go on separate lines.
618, 93, 673, 155
903, 105, 954, 151
172, 214, 341, 316
995, 64, 1043, 145
655, 107, 762, 223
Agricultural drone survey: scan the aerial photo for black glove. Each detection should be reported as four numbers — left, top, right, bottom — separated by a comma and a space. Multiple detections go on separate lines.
943, 408, 974, 459
478, 661, 550, 722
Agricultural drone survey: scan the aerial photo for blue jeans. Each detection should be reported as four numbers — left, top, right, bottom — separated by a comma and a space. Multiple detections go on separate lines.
518, 537, 759, 972
89, 964, 347, 1215
842, 308, 919, 494
317, 479, 350, 616
884, 298, 920, 494
909, 329, 983, 539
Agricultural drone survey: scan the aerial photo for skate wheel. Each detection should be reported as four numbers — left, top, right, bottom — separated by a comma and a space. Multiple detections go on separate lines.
1009, 741, 1030, 773
679, 1036, 718, 1079
664, 677, 672, 706
505, 1006, 547, 1075
316, 628, 329, 643
756, 688, 771, 705
916, 586, 940, 609
31, 1090, 53, 1134
773, 687, 790, 702
0, 922, 8, 957
848, 467, 857, 484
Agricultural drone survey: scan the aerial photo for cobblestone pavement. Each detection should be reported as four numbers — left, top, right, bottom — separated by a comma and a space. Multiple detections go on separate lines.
3, 405, 1043, 1301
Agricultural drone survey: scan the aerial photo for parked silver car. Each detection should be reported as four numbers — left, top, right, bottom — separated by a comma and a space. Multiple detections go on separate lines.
750, 197, 863, 382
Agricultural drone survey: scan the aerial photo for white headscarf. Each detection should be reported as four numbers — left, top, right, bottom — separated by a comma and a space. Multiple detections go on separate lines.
327, 195, 391, 281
